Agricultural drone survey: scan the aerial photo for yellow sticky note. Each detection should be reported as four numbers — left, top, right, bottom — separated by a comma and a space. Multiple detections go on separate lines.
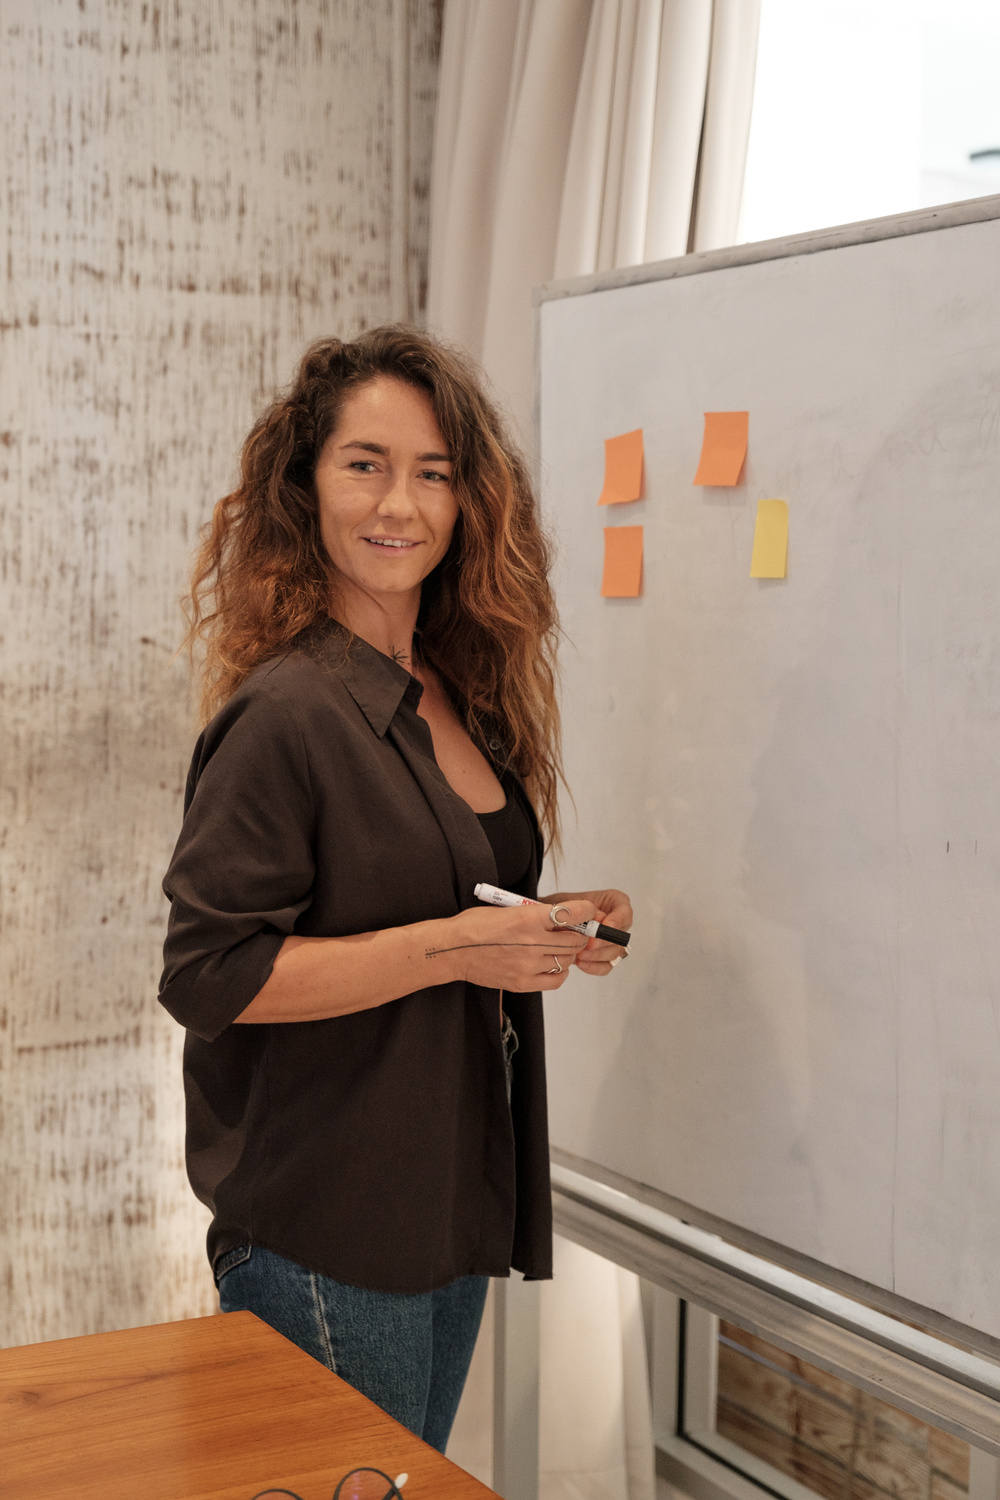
599, 429, 644, 505
601, 526, 643, 597
693, 411, 748, 486
750, 499, 788, 578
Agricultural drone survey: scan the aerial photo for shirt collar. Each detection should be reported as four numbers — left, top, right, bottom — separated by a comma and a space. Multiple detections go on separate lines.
308, 618, 422, 738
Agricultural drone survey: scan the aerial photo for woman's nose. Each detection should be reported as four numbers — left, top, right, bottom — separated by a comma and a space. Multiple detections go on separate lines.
377, 471, 417, 515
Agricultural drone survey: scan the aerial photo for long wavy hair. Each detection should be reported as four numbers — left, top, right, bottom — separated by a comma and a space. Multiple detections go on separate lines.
185, 325, 562, 846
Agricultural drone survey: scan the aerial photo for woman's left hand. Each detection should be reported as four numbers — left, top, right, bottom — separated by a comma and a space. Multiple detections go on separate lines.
540, 888, 633, 976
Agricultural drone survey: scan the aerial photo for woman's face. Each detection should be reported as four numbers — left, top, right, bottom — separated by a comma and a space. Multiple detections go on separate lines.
314, 376, 458, 611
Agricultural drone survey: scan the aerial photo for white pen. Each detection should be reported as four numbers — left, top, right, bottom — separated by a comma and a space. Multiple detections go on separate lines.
474, 883, 631, 948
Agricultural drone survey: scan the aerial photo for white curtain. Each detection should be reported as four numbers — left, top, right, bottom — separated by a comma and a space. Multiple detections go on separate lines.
427, 0, 762, 441
430, 4, 762, 1495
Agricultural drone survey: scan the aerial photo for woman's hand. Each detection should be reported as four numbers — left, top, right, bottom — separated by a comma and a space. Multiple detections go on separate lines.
433, 900, 598, 991
539, 888, 633, 977
235, 895, 622, 1025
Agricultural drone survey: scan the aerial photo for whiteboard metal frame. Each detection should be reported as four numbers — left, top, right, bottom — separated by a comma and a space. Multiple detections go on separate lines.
552, 1147, 1000, 1367
551, 1163, 1000, 1455
534, 193, 1000, 308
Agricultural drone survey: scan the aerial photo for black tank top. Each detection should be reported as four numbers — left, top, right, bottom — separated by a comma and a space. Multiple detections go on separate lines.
476, 783, 535, 891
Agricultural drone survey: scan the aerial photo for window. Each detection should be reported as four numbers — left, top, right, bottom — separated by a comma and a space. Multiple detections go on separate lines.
649, 1293, 992, 1500
686, 1306, 969, 1500
738, 0, 1000, 244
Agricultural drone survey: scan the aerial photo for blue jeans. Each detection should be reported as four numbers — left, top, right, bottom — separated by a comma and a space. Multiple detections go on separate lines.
217, 1245, 489, 1453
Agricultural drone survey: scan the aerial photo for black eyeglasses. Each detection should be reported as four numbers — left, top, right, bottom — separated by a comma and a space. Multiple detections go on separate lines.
251, 1470, 407, 1500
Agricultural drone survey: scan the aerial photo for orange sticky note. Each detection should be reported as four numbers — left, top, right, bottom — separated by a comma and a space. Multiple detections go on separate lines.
693, 411, 748, 486
601, 526, 643, 597
599, 429, 644, 504
750, 499, 788, 578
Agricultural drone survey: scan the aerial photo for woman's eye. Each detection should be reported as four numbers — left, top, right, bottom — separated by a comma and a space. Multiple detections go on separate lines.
350, 460, 379, 473
420, 469, 450, 483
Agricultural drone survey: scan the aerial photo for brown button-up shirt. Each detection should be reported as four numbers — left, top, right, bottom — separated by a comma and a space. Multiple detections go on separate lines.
159, 621, 552, 1293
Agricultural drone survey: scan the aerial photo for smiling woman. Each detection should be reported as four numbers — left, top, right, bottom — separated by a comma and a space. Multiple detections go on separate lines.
314, 378, 460, 614
158, 327, 632, 1450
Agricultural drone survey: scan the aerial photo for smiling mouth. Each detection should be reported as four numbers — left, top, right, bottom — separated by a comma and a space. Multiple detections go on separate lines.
363, 537, 420, 550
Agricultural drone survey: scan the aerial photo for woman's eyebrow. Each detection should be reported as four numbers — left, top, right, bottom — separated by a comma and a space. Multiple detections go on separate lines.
338, 441, 451, 462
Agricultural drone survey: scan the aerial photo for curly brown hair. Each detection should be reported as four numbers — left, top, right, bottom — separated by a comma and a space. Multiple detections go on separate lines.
185, 325, 563, 847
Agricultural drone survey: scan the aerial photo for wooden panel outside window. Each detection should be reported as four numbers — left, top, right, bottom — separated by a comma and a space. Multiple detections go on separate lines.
716, 1320, 970, 1500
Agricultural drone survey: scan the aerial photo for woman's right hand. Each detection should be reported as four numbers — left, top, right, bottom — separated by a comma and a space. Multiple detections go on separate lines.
429, 901, 597, 991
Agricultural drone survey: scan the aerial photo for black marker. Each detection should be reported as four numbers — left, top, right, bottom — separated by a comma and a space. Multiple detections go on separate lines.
474, 882, 631, 948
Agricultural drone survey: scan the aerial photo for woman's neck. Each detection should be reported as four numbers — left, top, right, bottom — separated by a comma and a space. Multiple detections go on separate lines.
331, 584, 419, 671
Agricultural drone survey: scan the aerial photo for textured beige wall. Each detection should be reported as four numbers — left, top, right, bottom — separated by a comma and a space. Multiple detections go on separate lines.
0, 0, 440, 1349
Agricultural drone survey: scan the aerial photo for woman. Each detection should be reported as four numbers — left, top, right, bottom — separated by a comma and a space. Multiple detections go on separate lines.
159, 327, 632, 1452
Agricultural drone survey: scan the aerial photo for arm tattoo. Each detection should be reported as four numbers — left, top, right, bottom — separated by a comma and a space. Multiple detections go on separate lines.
425, 942, 579, 960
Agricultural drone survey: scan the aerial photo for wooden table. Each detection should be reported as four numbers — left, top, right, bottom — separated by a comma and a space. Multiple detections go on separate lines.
0, 1311, 499, 1500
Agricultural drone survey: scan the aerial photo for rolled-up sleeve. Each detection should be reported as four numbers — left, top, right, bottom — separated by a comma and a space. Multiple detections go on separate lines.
159, 682, 316, 1041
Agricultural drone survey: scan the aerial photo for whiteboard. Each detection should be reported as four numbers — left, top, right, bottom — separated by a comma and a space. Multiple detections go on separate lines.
538, 200, 1000, 1340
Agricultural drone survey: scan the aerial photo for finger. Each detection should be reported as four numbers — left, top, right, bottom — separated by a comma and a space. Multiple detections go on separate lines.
593, 891, 633, 928
578, 938, 626, 962
545, 899, 599, 930
538, 925, 588, 952
583, 933, 628, 960
510, 971, 565, 991
546, 937, 588, 956
576, 960, 614, 976
533, 947, 581, 980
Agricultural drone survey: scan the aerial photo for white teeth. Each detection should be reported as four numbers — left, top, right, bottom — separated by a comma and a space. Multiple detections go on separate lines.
367, 538, 414, 548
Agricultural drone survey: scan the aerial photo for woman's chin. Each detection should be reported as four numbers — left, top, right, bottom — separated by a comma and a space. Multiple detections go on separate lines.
332, 572, 425, 612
